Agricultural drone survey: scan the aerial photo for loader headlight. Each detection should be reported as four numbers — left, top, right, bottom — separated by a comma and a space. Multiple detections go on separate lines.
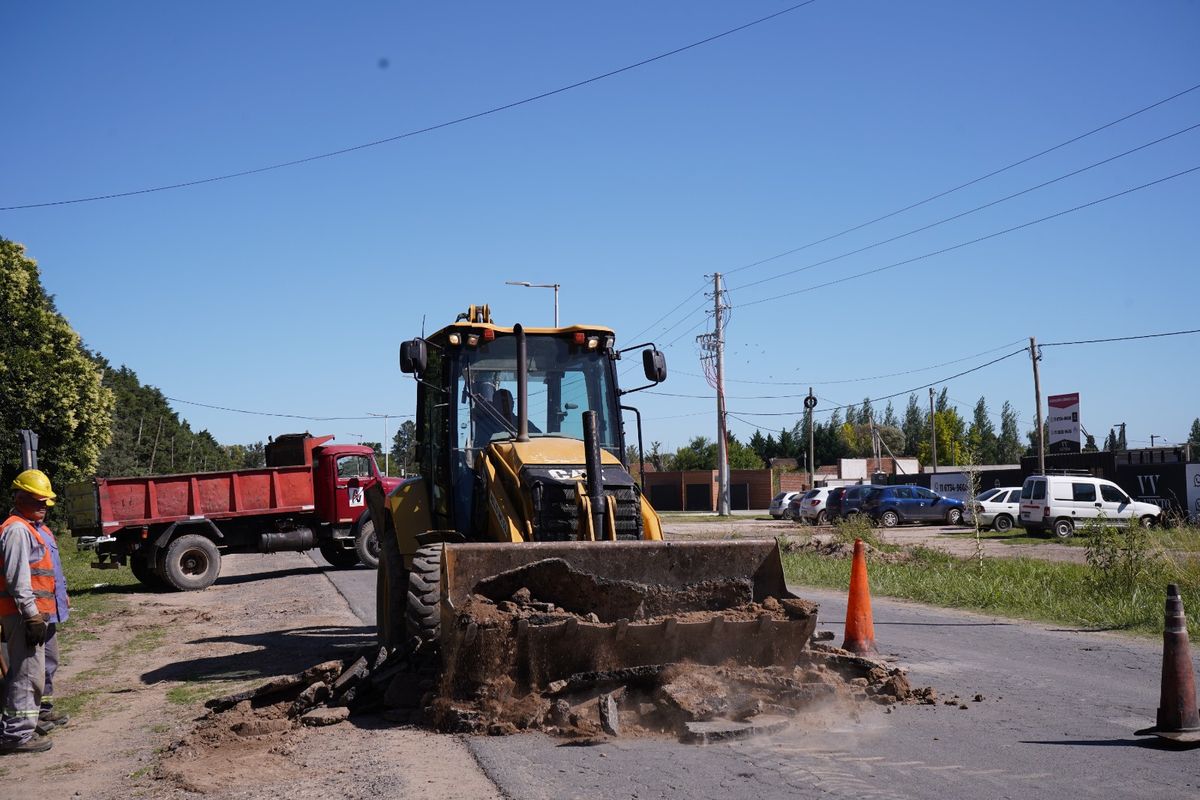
448, 333, 462, 346
587, 336, 600, 350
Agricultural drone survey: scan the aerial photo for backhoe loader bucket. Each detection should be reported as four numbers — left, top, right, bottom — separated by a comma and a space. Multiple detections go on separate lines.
438, 540, 817, 695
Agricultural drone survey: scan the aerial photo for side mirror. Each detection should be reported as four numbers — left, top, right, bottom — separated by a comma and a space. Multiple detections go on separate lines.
400, 339, 428, 375
643, 349, 667, 383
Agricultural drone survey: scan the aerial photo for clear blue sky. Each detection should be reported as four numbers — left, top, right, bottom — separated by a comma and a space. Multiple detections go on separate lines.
3, 1, 1198, 456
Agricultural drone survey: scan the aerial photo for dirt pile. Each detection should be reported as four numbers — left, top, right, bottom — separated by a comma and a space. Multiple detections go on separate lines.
779, 533, 912, 563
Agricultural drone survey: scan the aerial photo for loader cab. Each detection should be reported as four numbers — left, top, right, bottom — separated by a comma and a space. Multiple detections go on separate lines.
401, 317, 664, 535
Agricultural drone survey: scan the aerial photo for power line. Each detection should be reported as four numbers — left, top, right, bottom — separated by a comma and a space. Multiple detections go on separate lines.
625, 280, 709, 343
673, 338, 1027, 387
726, 347, 1029, 418
166, 395, 412, 421
729, 121, 1200, 293
724, 81, 1200, 277
1041, 327, 1200, 347
1, 2, 819, 212
731, 164, 1200, 310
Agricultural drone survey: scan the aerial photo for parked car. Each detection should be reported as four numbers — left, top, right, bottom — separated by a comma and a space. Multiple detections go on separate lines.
825, 486, 849, 521
841, 485, 882, 519
792, 487, 834, 525
1019, 474, 1161, 538
966, 486, 1023, 532
862, 485, 966, 527
769, 491, 802, 519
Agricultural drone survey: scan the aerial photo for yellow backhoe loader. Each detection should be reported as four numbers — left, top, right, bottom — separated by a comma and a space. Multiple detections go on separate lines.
368, 305, 816, 700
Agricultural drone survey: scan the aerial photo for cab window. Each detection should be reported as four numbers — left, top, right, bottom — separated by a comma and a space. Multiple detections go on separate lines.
1072, 483, 1097, 502
337, 455, 373, 479
1101, 484, 1129, 504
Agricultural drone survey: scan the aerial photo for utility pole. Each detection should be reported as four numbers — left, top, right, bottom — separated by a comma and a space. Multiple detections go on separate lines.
1030, 336, 1045, 474
928, 387, 938, 474
807, 388, 816, 491
714, 273, 730, 516
368, 412, 392, 475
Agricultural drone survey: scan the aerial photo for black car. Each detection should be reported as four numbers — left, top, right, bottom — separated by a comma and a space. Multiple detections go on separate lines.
841, 485, 882, 519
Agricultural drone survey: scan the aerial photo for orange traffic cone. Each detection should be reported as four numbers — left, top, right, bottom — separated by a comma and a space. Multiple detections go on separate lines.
1136, 584, 1200, 743
842, 538, 878, 656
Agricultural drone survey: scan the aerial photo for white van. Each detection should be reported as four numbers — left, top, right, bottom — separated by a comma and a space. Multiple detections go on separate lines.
1019, 474, 1161, 538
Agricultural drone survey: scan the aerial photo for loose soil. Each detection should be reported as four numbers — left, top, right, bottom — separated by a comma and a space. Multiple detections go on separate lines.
1, 552, 501, 800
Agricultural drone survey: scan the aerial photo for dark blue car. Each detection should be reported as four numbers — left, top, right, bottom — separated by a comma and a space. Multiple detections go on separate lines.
862, 485, 965, 527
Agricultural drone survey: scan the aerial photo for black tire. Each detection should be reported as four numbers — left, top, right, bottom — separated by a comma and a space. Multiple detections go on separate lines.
406, 543, 443, 648
815, 510, 828, 525
880, 509, 900, 528
354, 518, 380, 569
993, 514, 1014, 533
129, 554, 164, 589
946, 508, 964, 526
1053, 518, 1074, 539
161, 534, 221, 591
375, 520, 408, 650
1138, 515, 1155, 529
319, 540, 361, 568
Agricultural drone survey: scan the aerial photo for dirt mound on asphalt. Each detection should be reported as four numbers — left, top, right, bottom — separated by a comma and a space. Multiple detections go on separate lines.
779, 533, 913, 564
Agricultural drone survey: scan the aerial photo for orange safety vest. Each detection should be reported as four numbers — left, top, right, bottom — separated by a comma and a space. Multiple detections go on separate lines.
0, 515, 58, 617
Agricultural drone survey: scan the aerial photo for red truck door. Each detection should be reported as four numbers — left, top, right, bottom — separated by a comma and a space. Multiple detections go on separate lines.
332, 452, 377, 525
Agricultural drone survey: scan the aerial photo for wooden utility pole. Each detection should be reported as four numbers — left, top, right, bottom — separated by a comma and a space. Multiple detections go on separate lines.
148, 417, 164, 473
807, 388, 816, 491
714, 273, 730, 516
1030, 336, 1045, 474
928, 387, 938, 474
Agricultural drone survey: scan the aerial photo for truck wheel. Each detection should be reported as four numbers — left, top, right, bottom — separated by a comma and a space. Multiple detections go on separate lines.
406, 543, 443, 648
318, 540, 361, 568
129, 554, 164, 589
161, 534, 221, 591
354, 518, 380, 569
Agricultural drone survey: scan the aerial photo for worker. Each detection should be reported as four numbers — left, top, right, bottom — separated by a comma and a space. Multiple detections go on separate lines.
0, 469, 63, 754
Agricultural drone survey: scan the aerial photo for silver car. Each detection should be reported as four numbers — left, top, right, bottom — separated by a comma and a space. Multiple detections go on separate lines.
769, 491, 801, 519
794, 487, 834, 525
966, 486, 1023, 532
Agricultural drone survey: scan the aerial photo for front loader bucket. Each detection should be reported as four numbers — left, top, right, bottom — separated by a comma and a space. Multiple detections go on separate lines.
438, 540, 817, 694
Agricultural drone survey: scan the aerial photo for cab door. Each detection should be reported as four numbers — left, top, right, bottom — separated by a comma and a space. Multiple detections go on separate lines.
333, 454, 376, 525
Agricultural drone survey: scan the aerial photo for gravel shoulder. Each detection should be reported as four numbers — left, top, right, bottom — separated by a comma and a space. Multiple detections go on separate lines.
1, 551, 500, 800
661, 517, 1088, 563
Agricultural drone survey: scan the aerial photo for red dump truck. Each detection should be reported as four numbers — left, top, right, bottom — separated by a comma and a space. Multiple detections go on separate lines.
63, 433, 403, 591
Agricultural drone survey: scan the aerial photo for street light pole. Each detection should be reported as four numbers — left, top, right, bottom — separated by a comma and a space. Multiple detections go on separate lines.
367, 412, 391, 474
505, 280, 560, 326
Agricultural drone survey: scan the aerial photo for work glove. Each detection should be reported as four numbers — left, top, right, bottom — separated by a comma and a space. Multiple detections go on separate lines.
24, 613, 48, 646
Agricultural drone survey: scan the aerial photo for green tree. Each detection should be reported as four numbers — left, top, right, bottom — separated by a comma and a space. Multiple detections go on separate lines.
901, 393, 924, 457
920, 408, 967, 466
0, 239, 114, 489
966, 397, 997, 464
881, 400, 898, 428
1083, 432, 1099, 453
726, 434, 764, 470
671, 436, 716, 471
390, 420, 417, 475
1189, 418, 1200, 448
1104, 428, 1118, 452
996, 401, 1023, 464
748, 429, 770, 464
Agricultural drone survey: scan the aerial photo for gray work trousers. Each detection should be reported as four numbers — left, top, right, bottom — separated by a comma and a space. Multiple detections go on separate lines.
42, 623, 58, 712
0, 614, 44, 745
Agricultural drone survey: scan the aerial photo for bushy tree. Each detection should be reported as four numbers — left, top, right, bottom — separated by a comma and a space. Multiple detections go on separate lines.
919, 408, 967, 466
0, 239, 114, 488
996, 401, 1023, 464
966, 397, 997, 464
726, 434, 764, 470
390, 419, 417, 475
881, 400, 898, 428
671, 436, 716, 471
1189, 418, 1200, 448
901, 393, 924, 457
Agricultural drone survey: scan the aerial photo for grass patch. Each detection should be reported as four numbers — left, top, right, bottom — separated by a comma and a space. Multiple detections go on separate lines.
125, 626, 167, 655
53, 689, 104, 720
782, 542, 1200, 639
165, 681, 225, 707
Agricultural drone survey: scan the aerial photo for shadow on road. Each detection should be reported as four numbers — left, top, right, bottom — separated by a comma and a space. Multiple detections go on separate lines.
140, 624, 375, 685
1021, 738, 1197, 750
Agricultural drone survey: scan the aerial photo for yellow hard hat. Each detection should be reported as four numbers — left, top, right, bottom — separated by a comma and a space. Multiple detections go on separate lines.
13, 469, 56, 506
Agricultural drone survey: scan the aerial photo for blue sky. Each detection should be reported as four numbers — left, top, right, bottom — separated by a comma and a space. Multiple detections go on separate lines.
3, 1, 1198, 456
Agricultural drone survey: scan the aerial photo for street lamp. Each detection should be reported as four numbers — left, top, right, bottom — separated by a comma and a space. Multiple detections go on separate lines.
505, 280, 560, 327
367, 412, 392, 474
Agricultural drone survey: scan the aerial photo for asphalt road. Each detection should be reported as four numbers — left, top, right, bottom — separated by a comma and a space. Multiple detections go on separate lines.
311, 552, 1200, 800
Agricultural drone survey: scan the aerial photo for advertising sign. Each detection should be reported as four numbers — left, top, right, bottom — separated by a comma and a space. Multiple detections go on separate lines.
1047, 393, 1081, 454
1188, 464, 1200, 524
930, 472, 971, 504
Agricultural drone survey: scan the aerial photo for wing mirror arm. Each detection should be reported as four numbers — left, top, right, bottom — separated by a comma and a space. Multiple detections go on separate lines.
617, 343, 667, 395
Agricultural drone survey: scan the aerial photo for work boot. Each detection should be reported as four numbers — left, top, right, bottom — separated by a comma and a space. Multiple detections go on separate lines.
39, 708, 70, 727
0, 735, 53, 754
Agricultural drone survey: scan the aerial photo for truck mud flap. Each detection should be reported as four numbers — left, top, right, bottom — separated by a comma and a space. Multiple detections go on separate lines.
438, 540, 817, 693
